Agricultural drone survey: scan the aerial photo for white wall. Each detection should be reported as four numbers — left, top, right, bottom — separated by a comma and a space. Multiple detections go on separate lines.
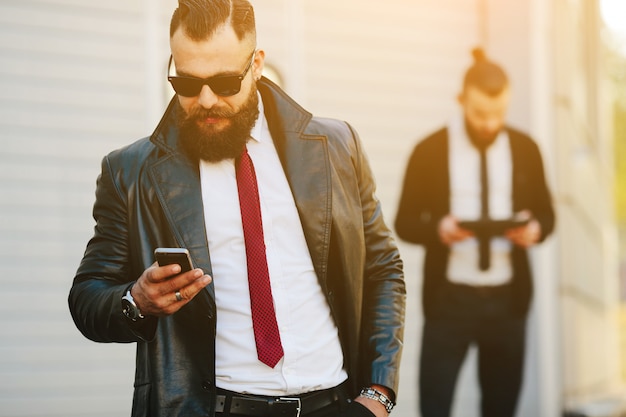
0, 1, 173, 415
552, 0, 624, 411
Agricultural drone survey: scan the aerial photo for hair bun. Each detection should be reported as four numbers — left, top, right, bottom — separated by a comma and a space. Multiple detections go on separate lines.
472, 47, 487, 63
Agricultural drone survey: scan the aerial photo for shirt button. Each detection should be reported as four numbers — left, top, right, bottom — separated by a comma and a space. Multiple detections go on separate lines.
202, 380, 212, 391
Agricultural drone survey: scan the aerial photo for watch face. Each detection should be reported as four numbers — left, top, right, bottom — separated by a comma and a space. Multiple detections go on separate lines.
122, 297, 138, 320
122, 299, 134, 319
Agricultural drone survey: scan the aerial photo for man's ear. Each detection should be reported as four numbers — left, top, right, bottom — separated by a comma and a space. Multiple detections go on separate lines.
252, 49, 265, 81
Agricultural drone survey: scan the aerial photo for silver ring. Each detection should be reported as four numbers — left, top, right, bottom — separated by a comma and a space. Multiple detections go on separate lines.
175, 291, 182, 302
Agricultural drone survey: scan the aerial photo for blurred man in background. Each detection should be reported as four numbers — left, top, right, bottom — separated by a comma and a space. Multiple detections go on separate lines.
395, 48, 555, 417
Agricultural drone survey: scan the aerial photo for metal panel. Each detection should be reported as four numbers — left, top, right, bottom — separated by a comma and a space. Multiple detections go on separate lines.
0, 1, 163, 415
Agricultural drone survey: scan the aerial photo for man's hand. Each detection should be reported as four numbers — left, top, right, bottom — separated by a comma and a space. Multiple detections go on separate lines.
505, 218, 541, 248
130, 263, 212, 317
353, 396, 387, 417
438, 214, 474, 246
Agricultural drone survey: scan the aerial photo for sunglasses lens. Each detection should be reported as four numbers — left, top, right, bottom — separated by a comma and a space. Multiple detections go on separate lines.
169, 78, 203, 98
168, 76, 243, 97
208, 76, 242, 97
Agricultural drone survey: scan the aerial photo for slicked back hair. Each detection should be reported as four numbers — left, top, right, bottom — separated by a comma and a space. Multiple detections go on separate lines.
463, 48, 509, 96
170, 0, 256, 42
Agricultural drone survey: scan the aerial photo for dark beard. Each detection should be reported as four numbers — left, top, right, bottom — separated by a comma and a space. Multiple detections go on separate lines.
464, 117, 499, 150
176, 86, 260, 163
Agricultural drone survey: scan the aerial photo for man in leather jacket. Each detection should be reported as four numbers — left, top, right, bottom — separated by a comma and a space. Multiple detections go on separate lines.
68, 1, 405, 416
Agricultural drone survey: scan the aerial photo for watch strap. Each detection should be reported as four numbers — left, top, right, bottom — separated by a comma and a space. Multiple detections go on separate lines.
359, 387, 395, 413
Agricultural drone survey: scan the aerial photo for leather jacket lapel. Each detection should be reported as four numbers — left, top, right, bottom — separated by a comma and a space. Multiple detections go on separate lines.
148, 156, 211, 273
260, 80, 332, 283
280, 131, 331, 283
148, 100, 214, 300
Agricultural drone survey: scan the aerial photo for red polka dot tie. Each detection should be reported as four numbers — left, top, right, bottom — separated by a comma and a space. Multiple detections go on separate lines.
236, 147, 284, 368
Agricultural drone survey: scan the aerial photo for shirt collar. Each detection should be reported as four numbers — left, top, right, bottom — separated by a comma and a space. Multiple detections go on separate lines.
249, 91, 265, 144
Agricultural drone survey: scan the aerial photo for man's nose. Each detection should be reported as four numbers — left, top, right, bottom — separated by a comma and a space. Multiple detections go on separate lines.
197, 84, 219, 109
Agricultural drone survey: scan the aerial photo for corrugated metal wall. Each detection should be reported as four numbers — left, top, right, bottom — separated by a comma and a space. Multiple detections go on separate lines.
0, 1, 172, 416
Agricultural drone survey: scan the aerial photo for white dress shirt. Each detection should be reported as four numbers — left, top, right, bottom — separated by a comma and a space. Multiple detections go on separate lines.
447, 113, 514, 286
199, 94, 347, 395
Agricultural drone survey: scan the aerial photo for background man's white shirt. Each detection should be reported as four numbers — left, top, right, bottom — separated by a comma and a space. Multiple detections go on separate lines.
447, 113, 514, 286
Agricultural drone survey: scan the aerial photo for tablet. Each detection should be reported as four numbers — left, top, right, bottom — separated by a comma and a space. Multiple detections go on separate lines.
458, 217, 530, 235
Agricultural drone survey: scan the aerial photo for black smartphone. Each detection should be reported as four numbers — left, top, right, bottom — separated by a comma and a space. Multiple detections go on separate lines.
154, 247, 194, 273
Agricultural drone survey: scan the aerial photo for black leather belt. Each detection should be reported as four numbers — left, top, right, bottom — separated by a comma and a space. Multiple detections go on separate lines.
215, 383, 347, 417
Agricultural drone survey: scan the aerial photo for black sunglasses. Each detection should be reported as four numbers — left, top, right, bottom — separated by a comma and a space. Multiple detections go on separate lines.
167, 50, 256, 97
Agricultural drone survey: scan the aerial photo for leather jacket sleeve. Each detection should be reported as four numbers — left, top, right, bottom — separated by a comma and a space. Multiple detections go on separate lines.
69, 147, 158, 343
340, 123, 406, 397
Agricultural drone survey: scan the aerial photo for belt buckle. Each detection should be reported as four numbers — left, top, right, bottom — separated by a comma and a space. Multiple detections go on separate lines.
276, 397, 301, 417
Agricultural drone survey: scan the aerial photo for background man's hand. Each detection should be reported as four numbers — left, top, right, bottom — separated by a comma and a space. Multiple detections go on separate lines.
438, 214, 474, 246
130, 263, 212, 316
506, 218, 541, 248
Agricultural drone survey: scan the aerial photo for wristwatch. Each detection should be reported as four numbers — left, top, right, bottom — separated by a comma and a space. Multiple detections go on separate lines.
359, 387, 395, 413
121, 288, 145, 321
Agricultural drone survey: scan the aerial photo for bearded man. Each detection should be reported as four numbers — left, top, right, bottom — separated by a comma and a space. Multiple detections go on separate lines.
68, 1, 405, 417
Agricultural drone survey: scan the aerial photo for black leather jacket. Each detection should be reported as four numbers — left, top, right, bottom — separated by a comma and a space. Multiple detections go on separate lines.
69, 78, 405, 417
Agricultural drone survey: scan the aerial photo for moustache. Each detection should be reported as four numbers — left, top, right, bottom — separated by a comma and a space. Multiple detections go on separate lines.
186, 107, 237, 121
